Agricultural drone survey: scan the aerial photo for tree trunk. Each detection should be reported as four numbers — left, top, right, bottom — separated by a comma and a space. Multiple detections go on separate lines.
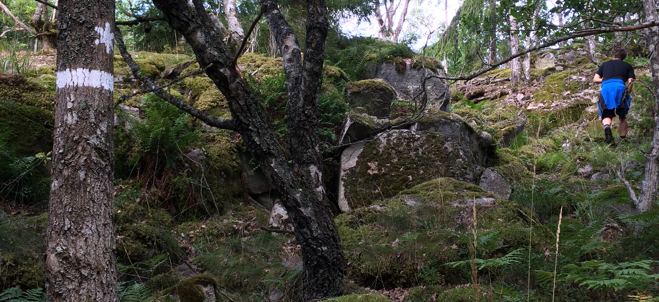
148, 0, 345, 299
524, 36, 531, 81
524, 2, 539, 82
375, 0, 412, 42
225, 0, 245, 53
46, 0, 117, 301
636, 0, 659, 212
509, 13, 521, 84
487, 0, 496, 64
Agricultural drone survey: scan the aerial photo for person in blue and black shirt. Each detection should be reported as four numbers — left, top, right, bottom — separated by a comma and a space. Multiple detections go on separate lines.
593, 48, 635, 144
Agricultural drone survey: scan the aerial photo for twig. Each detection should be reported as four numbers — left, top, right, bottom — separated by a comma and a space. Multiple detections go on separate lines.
33, 0, 57, 9
114, 63, 213, 108
260, 227, 294, 234
234, 9, 264, 63
0, 27, 25, 37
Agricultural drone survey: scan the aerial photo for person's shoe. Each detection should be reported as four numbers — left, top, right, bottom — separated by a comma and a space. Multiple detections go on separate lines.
604, 125, 613, 144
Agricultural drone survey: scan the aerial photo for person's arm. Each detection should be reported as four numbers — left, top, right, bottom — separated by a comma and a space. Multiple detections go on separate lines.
593, 73, 603, 83
594, 64, 604, 83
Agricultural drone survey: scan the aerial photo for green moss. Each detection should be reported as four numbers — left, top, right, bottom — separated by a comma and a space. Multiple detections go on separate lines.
115, 192, 182, 263
532, 70, 581, 104
113, 54, 167, 78
452, 107, 485, 123
146, 273, 181, 292
322, 293, 392, 301
0, 78, 55, 155
405, 285, 444, 301
412, 56, 443, 70
338, 177, 544, 289
237, 53, 284, 81
484, 68, 512, 79
324, 65, 348, 81
196, 88, 230, 119
173, 275, 218, 302
492, 149, 532, 183
346, 79, 396, 94
0, 212, 48, 288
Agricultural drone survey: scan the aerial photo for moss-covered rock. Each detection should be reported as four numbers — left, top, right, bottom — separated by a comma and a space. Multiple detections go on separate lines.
0, 213, 48, 289
237, 53, 284, 81
337, 178, 544, 290
338, 113, 495, 210
114, 189, 183, 263
0, 76, 54, 156
345, 79, 397, 118
195, 88, 230, 119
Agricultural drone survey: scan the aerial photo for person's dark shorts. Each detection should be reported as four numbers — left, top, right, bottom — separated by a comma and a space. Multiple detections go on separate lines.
598, 94, 630, 120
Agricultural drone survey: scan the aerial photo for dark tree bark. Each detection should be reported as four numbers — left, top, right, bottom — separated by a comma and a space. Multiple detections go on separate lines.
46, 0, 117, 301
141, 0, 345, 299
636, 0, 659, 211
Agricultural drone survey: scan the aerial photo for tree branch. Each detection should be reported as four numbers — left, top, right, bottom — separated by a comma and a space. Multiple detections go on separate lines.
114, 26, 236, 131
115, 63, 213, 108
234, 9, 264, 64
116, 16, 166, 26
0, 27, 25, 37
433, 21, 659, 81
616, 166, 639, 206
33, 0, 57, 10
0, 1, 36, 35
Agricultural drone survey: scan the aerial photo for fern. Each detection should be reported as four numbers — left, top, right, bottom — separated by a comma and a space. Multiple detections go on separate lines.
448, 248, 525, 271
559, 260, 659, 291
0, 287, 45, 302
118, 282, 151, 302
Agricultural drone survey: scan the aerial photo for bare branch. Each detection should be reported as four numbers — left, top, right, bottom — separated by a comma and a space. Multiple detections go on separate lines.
115, 63, 213, 108
33, 0, 57, 10
0, 1, 36, 35
234, 9, 264, 65
116, 16, 166, 26
0, 27, 25, 37
616, 166, 639, 206
114, 26, 236, 131
433, 21, 659, 82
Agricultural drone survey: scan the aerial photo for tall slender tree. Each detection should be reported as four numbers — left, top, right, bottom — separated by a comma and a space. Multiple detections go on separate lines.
45, 0, 117, 301
509, 12, 521, 83
636, 0, 659, 211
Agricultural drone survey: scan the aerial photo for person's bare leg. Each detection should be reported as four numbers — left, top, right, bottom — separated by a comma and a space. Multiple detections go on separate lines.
603, 117, 613, 143
619, 118, 628, 137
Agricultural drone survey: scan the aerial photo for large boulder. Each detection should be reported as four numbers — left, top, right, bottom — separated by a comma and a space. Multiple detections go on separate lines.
534, 52, 556, 69
368, 61, 450, 112
338, 112, 495, 211
345, 79, 397, 118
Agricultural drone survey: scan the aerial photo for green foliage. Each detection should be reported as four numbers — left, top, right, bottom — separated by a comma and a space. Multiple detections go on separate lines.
0, 48, 32, 75
324, 37, 419, 80
0, 145, 50, 205
630, 75, 656, 138
118, 282, 151, 302
0, 287, 44, 302
559, 260, 659, 292
448, 248, 525, 271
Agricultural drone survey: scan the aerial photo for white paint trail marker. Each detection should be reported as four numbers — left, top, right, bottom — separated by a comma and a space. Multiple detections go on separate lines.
94, 22, 114, 54
56, 68, 114, 91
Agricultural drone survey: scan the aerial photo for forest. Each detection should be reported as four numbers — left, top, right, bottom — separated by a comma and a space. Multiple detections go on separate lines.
1, 0, 659, 301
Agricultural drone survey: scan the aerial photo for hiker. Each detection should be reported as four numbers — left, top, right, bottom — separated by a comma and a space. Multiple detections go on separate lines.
593, 48, 635, 144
